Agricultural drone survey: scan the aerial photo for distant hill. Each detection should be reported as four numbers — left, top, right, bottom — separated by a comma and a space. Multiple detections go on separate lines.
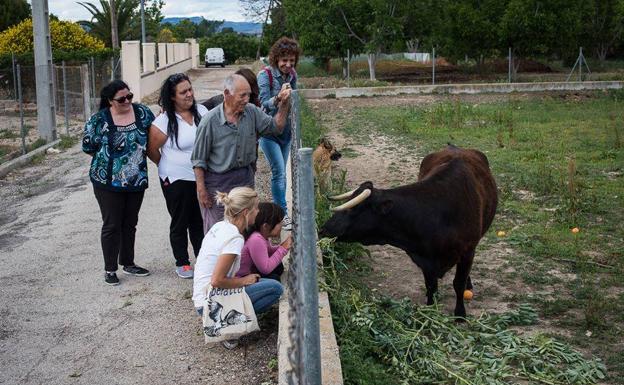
161, 17, 262, 35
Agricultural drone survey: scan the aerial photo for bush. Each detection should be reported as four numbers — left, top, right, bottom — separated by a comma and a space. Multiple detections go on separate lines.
0, 18, 105, 55
198, 32, 266, 64
0, 48, 116, 68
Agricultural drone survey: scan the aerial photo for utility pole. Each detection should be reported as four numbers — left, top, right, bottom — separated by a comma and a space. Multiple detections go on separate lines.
140, 0, 146, 44
110, 0, 119, 49
32, 0, 57, 142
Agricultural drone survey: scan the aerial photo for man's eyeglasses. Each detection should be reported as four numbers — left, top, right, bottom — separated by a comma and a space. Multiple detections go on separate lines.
112, 93, 134, 103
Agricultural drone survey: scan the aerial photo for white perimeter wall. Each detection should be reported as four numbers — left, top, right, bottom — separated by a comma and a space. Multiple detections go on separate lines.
121, 39, 200, 102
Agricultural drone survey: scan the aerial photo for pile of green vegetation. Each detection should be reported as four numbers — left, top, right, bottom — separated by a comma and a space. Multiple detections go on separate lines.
319, 238, 606, 385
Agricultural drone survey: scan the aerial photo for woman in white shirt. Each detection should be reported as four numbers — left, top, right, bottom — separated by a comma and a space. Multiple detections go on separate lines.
148, 73, 208, 279
192, 187, 283, 349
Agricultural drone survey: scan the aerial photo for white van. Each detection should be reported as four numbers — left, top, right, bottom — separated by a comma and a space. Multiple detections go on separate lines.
205, 48, 225, 68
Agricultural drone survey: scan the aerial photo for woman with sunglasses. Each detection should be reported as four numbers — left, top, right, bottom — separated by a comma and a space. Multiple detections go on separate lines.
257, 37, 301, 231
82, 80, 155, 286
146, 73, 208, 279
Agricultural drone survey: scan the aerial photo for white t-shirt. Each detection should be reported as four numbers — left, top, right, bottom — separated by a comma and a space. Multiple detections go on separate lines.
152, 104, 209, 183
192, 221, 244, 308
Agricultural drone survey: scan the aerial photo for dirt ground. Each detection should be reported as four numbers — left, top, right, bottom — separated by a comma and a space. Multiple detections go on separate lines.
0, 66, 281, 385
307, 94, 580, 331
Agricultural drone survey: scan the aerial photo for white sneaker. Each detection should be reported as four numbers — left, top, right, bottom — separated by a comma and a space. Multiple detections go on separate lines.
283, 215, 292, 231
221, 339, 239, 349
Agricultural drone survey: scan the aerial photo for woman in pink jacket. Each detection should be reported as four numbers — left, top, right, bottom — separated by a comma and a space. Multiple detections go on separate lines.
238, 202, 292, 281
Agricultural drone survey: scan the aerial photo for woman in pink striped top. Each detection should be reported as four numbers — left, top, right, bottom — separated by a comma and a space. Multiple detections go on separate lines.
238, 202, 292, 281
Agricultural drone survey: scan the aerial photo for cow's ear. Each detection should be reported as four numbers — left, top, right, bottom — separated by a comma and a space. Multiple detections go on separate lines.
375, 199, 393, 215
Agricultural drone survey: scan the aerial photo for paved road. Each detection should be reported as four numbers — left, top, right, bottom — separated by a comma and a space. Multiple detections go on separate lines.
0, 66, 278, 385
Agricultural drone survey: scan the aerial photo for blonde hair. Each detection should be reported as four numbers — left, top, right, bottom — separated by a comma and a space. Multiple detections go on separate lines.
215, 187, 259, 221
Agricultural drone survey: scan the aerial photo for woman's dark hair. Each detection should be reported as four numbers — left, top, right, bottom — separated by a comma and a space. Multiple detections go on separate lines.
243, 202, 285, 239
158, 73, 201, 149
235, 68, 260, 107
99, 80, 129, 110
268, 37, 301, 68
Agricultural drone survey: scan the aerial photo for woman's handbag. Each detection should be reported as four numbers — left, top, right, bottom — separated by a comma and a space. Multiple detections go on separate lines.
202, 284, 260, 343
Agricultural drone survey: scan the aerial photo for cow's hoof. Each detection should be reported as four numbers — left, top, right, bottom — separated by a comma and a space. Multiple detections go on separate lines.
463, 290, 474, 300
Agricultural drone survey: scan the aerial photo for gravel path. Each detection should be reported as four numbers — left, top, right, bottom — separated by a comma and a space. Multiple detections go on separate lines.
0, 66, 277, 385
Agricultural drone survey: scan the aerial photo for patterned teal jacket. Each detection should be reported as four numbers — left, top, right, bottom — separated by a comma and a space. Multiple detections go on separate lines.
82, 104, 155, 192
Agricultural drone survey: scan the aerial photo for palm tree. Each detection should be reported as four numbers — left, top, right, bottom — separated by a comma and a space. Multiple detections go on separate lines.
77, 0, 139, 48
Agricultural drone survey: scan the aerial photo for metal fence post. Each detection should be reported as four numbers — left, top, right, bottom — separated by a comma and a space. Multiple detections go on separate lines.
347, 49, 350, 87
297, 147, 322, 385
110, 56, 115, 81
81, 64, 92, 121
432, 47, 436, 85
579, 47, 582, 81
12, 53, 17, 101
90, 57, 96, 111
17, 64, 26, 155
62, 61, 69, 135
508, 47, 512, 83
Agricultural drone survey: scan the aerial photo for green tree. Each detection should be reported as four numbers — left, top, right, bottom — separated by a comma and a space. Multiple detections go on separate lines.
77, 0, 140, 47
500, 0, 583, 64
283, 0, 359, 72
157, 28, 175, 43
334, 0, 404, 80
128, 0, 165, 42
195, 18, 223, 38
435, 0, 507, 64
172, 18, 197, 40
0, 0, 31, 32
199, 32, 260, 63
581, 0, 624, 61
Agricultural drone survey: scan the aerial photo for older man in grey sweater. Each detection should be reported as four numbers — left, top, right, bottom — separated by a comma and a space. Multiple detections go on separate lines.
191, 73, 291, 233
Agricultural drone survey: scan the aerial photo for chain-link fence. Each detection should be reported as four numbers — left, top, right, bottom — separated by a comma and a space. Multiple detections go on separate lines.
299, 47, 624, 88
0, 55, 118, 165
285, 90, 322, 385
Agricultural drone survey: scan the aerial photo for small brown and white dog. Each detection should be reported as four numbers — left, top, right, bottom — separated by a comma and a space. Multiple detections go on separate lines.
312, 137, 342, 192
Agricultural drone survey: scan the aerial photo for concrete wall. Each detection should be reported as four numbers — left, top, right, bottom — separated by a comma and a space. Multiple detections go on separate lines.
300, 81, 624, 99
121, 39, 200, 101
142, 43, 156, 73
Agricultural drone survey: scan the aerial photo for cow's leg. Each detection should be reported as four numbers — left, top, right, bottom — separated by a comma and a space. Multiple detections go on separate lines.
466, 275, 473, 290
422, 269, 438, 306
453, 249, 475, 319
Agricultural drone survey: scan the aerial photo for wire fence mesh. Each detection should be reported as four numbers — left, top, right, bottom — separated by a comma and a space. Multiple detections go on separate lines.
0, 56, 118, 165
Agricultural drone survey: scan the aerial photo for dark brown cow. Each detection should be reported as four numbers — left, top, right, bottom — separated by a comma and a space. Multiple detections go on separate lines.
319, 145, 497, 318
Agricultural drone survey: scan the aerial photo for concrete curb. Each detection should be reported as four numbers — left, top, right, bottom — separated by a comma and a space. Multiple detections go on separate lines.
278, 154, 344, 385
300, 80, 624, 99
0, 139, 61, 179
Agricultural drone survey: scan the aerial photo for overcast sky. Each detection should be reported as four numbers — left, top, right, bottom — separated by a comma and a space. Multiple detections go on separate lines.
37, 0, 248, 22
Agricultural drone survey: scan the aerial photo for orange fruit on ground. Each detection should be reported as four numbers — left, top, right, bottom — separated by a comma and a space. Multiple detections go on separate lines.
463, 290, 474, 300
571, 227, 580, 233
497, 230, 506, 237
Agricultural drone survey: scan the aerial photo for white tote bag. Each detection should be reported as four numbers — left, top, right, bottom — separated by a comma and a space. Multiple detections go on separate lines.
202, 284, 260, 343
202, 235, 259, 343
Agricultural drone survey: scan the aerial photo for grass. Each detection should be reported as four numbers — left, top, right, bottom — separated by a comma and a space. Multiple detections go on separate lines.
302, 91, 624, 383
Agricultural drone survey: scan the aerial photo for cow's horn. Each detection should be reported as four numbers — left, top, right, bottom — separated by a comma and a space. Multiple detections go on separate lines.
329, 188, 357, 201
331, 189, 371, 211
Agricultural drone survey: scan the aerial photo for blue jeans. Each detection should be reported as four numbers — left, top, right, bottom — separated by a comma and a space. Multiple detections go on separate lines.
196, 278, 283, 316
245, 278, 284, 314
259, 137, 290, 214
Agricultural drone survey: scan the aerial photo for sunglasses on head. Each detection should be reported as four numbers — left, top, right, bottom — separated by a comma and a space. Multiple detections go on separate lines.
279, 42, 297, 49
112, 93, 133, 103
168, 73, 187, 82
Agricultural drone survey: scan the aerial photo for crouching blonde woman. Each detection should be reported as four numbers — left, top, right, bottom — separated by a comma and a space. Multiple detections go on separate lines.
192, 187, 284, 349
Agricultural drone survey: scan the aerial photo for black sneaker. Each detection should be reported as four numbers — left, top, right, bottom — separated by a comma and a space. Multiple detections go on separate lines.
105, 272, 120, 286
122, 265, 150, 276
